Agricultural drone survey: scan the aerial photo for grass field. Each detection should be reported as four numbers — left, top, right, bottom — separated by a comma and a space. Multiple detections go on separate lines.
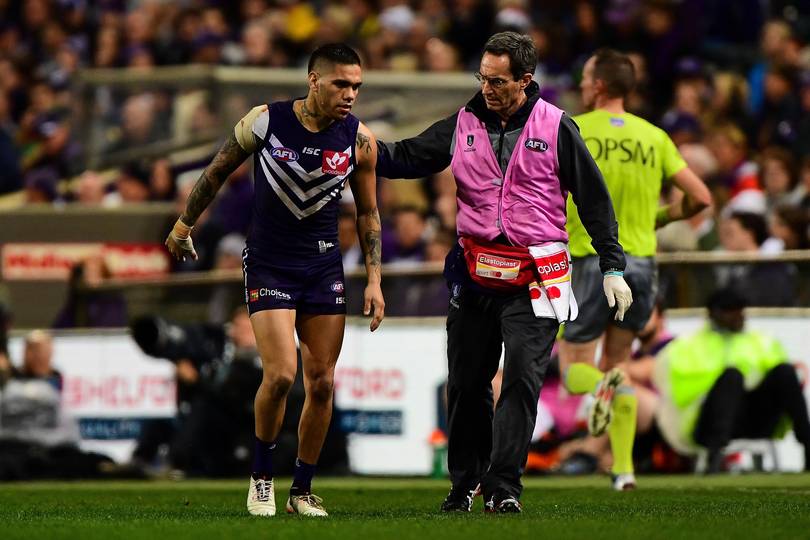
2, 475, 810, 539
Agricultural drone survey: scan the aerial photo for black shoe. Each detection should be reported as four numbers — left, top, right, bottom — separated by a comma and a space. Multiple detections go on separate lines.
558, 451, 598, 475
440, 485, 479, 512
706, 449, 724, 474
484, 492, 522, 513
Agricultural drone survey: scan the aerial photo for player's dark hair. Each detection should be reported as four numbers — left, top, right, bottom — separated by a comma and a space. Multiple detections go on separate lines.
483, 31, 537, 81
592, 48, 636, 99
308, 43, 362, 73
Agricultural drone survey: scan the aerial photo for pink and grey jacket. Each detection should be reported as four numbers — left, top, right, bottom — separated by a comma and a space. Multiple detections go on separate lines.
451, 98, 566, 247
376, 81, 625, 278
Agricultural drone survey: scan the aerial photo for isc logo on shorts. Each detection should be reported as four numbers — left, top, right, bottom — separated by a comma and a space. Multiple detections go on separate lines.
322, 150, 350, 175
271, 147, 299, 162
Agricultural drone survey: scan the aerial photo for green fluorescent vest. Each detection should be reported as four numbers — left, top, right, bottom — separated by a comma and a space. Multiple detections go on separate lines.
656, 326, 788, 451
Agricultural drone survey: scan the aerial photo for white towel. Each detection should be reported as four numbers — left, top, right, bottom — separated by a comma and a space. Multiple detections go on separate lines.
528, 242, 578, 323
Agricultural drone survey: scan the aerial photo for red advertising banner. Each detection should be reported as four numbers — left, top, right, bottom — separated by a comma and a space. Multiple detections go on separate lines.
1, 243, 169, 280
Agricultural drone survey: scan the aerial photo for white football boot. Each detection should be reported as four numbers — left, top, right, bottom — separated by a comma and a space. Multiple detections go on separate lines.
588, 368, 625, 436
247, 476, 276, 516
611, 473, 637, 491
286, 493, 328, 517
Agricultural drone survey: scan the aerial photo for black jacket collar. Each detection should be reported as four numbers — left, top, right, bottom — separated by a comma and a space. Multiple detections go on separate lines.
465, 80, 541, 132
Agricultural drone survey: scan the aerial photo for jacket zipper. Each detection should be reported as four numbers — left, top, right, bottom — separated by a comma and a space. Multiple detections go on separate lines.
495, 125, 510, 243
498, 126, 506, 236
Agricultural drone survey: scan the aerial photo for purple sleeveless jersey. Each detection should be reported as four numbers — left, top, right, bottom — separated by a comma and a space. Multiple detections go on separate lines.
243, 100, 358, 314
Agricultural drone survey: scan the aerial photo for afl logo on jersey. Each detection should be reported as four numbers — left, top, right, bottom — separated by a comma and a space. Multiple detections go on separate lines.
271, 147, 299, 162
322, 150, 350, 175
525, 138, 549, 152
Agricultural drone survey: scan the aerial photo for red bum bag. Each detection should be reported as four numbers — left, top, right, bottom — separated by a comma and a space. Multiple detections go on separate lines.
461, 236, 537, 292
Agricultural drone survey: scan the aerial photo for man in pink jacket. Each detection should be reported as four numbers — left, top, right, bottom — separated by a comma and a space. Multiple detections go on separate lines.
376, 32, 631, 513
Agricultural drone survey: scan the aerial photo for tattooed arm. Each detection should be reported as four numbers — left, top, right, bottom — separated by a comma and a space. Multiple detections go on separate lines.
165, 131, 251, 261
350, 122, 385, 331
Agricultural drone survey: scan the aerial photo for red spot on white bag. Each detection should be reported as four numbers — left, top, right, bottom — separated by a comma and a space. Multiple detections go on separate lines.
547, 286, 561, 299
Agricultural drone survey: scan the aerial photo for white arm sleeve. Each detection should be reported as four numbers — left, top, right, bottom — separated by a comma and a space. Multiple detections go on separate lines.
234, 105, 269, 153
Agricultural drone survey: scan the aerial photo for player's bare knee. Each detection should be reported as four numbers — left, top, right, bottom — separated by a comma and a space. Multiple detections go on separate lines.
264, 372, 295, 401
307, 373, 334, 404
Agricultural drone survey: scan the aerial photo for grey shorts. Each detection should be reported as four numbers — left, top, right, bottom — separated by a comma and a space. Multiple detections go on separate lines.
562, 255, 657, 343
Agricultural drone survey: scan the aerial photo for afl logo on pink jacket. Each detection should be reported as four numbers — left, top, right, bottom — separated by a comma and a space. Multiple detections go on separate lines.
525, 138, 549, 152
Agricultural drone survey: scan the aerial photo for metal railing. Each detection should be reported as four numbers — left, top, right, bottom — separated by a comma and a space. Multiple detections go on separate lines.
60, 251, 810, 325
74, 66, 478, 170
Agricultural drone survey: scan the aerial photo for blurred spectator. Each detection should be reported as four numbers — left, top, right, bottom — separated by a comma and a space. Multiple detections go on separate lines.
769, 206, 810, 251
706, 72, 751, 133
53, 255, 128, 328
707, 124, 760, 206
75, 170, 107, 205
719, 211, 777, 254
108, 93, 159, 152
389, 205, 427, 265
23, 166, 59, 203
796, 157, 810, 210
425, 228, 456, 263
238, 21, 274, 66
0, 330, 115, 480
108, 161, 152, 204
717, 211, 797, 305
169, 171, 227, 272
207, 233, 247, 325
423, 37, 461, 72
150, 158, 176, 202
660, 111, 702, 147
795, 71, 810, 158
338, 203, 362, 271
654, 288, 810, 472
756, 65, 800, 149
758, 147, 799, 214
0, 91, 22, 194
748, 20, 793, 116
210, 160, 254, 236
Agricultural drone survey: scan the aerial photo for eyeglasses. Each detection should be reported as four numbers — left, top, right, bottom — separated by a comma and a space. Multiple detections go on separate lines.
474, 72, 511, 89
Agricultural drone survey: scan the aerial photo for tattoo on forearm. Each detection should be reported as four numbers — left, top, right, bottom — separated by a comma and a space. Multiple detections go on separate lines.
181, 133, 248, 225
358, 208, 382, 270
365, 231, 381, 266
356, 132, 372, 155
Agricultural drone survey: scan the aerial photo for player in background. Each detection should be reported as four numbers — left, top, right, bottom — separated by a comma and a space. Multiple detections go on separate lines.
166, 43, 384, 517
559, 49, 712, 491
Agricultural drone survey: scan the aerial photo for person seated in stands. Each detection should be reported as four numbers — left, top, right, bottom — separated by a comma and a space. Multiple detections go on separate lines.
654, 287, 810, 473
0, 330, 114, 479
52, 254, 128, 328
388, 205, 427, 265
716, 211, 797, 306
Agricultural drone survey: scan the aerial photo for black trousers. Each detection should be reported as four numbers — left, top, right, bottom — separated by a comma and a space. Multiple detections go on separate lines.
446, 285, 558, 500
694, 365, 810, 454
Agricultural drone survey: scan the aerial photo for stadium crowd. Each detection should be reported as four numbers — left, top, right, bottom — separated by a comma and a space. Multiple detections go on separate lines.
1, 0, 810, 297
